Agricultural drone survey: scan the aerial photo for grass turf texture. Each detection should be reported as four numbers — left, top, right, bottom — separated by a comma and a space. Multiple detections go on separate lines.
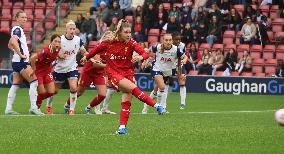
0, 88, 283, 154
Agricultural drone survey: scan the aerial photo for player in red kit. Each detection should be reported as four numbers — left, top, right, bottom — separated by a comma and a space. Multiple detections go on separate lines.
81, 19, 165, 135
30, 34, 62, 114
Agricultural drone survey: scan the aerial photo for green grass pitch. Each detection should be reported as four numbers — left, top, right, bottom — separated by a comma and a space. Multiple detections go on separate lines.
0, 87, 283, 154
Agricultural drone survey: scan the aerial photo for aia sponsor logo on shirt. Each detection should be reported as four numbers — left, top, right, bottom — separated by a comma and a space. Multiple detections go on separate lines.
160, 57, 172, 62
63, 50, 75, 55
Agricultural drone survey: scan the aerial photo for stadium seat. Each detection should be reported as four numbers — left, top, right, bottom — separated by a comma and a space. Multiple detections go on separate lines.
274, 32, 284, 42
235, 31, 241, 45
252, 58, 264, 74
27, 14, 34, 21
1, 8, 11, 15
160, 30, 166, 36
224, 44, 236, 56
45, 20, 55, 30
24, 2, 34, 9
14, 2, 24, 9
23, 21, 33, 33
24, 8, 33, 16
188, 70, 198, 75
241, 72, 253, 77
230, 71, 240, 76
267, 31, 274, 43
35, 8, 45, 16
264, 59, 277, 74
223, 31, 235, 45
276, 45, 284, 60
250, 45, 262, 59
148, 36, 158, 46
270, 5, 279, 19
212, 44, 223, 52
148, 29, 160, 36
215, 71, 224, 76
125, 16, 133, 23
263, 45, 276, 59
237, 44, 249, 58
60, 3, 69, 17
199, 43, 211, 52
0, 20, 10, 29
272, 18, 284, 32
35, 3, 46, 9
255, 72, 266, 77
2, 2, 12, 9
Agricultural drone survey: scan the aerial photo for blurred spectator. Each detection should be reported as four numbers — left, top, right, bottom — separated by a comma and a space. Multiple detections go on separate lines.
207, 3, 222, 21
197, 49, 212, 75
193, 7, 208, 27
256, 16, 269, 45
132, 16, 146, 42
81, 13, 97, 42
132, 0, 145, 8
227, 8, 242, 31
163, 15, 181, 34
210, 49, 224, 75
243, 5, 256, 19
220, 0, 230, 23
90, 0, 110, 15
157, 3, 169, 25
106, 1, 124, 26
96, 1, 109, 23
181, 23, 194, 45
193, 0, 207, 9
274, 59, 284, 77
180, 4, 193, 28
260, 0, 272, 6
119, 0, 133, 16
186, 43, 201, 72
235, 50, 252, 74
157, 19, 165, 31
143, 3, 158, 29
133, 5, 143, 18
109, 17, 119, 31
169, 5, 181, 20
256, 9, 264, 23
196, 21, 207, 44
206, 0, 221, 8
75, 14, 85, 32
223, 48, 238, 76
206, 16, 221, 46
240, 16, 256, 45
96, 19, 108, 40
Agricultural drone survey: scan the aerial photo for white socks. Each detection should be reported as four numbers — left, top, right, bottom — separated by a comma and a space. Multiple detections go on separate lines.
159, 90, 167, 109
29, 80, 38, 110
69, 92, 77, 111
102, 88, 115, 111
5, 84, 19, 111
180, 86, 186, 106
47, 96, 54, 107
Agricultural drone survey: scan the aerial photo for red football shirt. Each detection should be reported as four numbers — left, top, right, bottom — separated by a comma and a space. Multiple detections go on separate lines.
35, 46, 59, 76
86, 39, 149, 75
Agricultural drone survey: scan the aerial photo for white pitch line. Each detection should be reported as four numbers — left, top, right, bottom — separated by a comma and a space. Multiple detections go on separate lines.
0, 110, 276, 117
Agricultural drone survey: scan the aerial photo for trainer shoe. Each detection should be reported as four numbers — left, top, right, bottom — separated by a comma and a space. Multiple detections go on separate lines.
85, 107, 93, 114
180, 104, 186, 110
45, 106, 53, 115
116, 128, 128, 135
64, 105, 70, 114
102, 109, 116, 114
29, 108, 45, 115
156, 105, 166, 115
142, 106, 149, 114
69, 109, 75, 116
94, 108, 102, 115
5, 110, 20, 115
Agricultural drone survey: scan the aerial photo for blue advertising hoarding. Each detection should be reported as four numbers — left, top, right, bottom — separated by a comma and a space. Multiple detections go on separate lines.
1, 70, 284, 95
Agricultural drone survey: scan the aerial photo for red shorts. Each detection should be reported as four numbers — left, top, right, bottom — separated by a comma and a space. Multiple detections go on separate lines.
79, 72, 106, 87
37, 73, 54, 85
107, 72, 136, 91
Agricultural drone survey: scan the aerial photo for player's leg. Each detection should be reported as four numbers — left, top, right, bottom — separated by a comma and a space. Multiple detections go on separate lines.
101, 86, 116, 114
142, 85, 158, 114
5, 72, 22, 114
46, 71, 63, 110
116, 92, 132, 135
116, 77, 165, 114
44, 79, 56, 114
36, 76, 47, 109
68, 78, 78, 115
154, 75, 167, 111
85, 84, 106, 114
178, 73, 187, 109
21, 65, 44, 115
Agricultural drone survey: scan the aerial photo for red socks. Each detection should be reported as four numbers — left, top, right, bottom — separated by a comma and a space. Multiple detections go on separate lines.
131, 87, 155, 107
89, 95, 106, 107
120, 101, 131, 125
36, 92, 54, 108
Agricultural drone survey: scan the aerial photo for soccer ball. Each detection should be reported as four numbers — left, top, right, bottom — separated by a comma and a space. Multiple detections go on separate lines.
275, 109, 284, 126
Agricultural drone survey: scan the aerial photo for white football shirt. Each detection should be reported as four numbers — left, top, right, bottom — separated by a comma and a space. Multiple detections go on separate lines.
11, 26, 29, 62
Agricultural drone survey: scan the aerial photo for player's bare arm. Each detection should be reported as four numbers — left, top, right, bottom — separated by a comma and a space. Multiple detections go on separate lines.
8, 36, 26, 59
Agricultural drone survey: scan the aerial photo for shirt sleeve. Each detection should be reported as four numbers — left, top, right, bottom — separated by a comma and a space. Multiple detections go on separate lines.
36, 49, 46, 61
131, 40, 149, 59
86, 41, 107, 60
12, 28, 21, 38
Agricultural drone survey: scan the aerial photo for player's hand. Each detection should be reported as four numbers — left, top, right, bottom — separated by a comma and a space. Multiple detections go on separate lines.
181, 58, 187, 65
80, 56, 87, 65
131, 55, 143, 63
58, 53, 67, 59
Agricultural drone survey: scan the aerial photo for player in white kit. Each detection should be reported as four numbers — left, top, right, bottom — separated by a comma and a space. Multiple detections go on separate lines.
141, 33, 187, 113
46, 20, 87, 115
5, 10, 43, 115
